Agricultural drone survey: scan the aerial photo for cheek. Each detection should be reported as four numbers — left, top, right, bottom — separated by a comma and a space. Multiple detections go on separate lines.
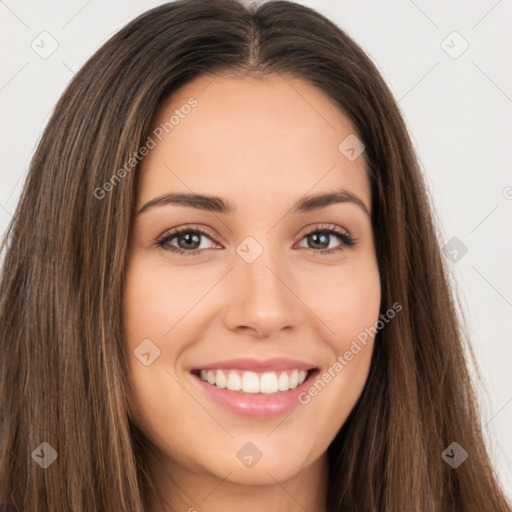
297, 292, 380, 451
315, 258, 381, 352
298, 258, 380, 422
123, 256, 210, 347
122, 260, 183, 421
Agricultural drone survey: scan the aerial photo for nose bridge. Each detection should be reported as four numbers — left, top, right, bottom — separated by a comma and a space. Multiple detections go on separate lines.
236, 233, 288, 300
224, 232, 299, 336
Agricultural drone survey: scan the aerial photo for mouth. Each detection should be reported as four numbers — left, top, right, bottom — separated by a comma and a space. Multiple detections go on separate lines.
191, 367, 316, 394
189, 358, 319, 418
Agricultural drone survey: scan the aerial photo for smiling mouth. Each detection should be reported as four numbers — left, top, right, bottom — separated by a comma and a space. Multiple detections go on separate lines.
191, 368, 317, 394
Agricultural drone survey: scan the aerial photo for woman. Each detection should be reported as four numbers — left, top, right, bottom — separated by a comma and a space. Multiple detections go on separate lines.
0, 0, 509, 510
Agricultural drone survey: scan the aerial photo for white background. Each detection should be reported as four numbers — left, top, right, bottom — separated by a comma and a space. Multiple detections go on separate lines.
1, 0, 511, 497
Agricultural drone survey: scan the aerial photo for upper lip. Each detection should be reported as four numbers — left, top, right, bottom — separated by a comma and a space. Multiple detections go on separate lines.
191, 357, 318, 373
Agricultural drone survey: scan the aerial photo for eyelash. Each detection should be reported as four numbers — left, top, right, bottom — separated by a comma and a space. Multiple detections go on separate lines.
155, 224, 357, 257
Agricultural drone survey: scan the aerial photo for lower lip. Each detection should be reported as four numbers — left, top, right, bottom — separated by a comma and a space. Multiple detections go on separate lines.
191, 370, 318, 419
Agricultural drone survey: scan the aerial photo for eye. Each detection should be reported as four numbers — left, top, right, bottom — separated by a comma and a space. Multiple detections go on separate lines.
155, 223, 357, 256
155, 226, 217, 256
296, 224, 356, 256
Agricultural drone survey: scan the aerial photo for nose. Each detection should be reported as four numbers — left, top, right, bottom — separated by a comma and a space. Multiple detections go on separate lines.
222, 243, 302, 339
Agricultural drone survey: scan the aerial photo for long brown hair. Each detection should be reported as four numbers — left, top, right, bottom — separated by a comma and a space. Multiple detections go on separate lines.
0, 1, 509, 510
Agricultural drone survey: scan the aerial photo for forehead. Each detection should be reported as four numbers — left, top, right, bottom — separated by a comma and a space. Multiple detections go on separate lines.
136, 73, 370, 213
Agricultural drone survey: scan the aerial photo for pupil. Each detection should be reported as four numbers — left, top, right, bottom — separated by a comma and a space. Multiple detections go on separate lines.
310, 233, 328, 249
180, 233, 200, 249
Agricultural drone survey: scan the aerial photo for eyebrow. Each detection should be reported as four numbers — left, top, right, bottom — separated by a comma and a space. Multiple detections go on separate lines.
137, 189, 370, 217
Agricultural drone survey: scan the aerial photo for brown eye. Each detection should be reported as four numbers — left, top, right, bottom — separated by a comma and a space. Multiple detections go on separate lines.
296, 225, 356, 256
156, 227, 217, 256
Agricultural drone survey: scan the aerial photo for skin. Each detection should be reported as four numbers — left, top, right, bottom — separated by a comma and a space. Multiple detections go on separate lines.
123, 73, 381, 512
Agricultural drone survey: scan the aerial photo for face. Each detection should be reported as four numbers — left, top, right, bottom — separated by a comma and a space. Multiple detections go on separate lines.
123, 73, 381, 488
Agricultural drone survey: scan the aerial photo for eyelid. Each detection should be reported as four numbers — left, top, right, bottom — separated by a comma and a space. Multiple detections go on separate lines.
156, 223, 217, 241
299, 223, 351, 238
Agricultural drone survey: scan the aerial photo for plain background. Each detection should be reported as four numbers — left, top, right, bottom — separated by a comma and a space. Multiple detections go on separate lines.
1, 0, 511, 497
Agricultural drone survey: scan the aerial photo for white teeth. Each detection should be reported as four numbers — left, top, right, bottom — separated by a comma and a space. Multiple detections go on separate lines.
197, 369, 310, 393
226, 372, 242, 391
241, 371, 260, 393
278, 371, 289, 391
215, 370, 227, 389
260, 372, 278, 394
289, 369, 299, 389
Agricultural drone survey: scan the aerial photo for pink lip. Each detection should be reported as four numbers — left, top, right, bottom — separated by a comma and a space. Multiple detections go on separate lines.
190, 361, 319, 419
190, 357, 316, 373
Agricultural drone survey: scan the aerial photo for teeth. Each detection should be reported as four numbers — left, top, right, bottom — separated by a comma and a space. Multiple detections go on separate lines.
289, 369, 299, 389
241, 371, 259, 393
226, 372, 242, 391
260, 372, 278, 394
278, 371, 289, 391
215, 370, 227, 389
197, 369, 309, 393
